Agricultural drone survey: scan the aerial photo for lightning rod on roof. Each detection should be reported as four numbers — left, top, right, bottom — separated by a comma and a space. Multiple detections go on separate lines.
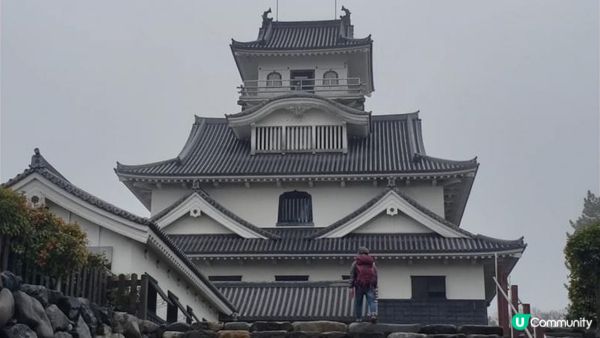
276, 0, 279, 21
334, 0, 337, 19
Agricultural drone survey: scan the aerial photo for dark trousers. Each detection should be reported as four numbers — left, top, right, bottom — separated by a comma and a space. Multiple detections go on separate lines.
354, 287, 377, 319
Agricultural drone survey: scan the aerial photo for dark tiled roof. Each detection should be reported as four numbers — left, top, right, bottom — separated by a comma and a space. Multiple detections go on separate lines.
231, 20, 371, 51
215, 281, 353, 321
151, 190, 280, 240
115, 114, 478, 178
2, 150, 236, 313
169, 228, 525, 257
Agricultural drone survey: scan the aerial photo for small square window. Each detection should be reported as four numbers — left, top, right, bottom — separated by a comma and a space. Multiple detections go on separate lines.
411, 276, 446, 300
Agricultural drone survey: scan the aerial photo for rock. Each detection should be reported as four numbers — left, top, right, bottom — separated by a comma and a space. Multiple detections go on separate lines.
123, 320, 141, 338
458, 326, 502, 336
0, 288, 15, 328
427, 335, 466, 338
250, 331, 287, 338
56, 298, 81, 321
182, 330, 216, 338
96, 324, 112, 336
419, 325, 457, 334
222, 323, 250, 332
349, 333, 384, 338
0, 272, 21, 292
320, 333, 350, 338
250, 322, 292, 332
139, 321, 159, 334
162, 333, 184, 338
47, 291, 63, 307
13, 291, 53, 338
110, 334, 125, 338
54, 332, 72, 338
20, 285, 49, 308
465, 335, 501, 338
73, 316, 92, 338
45, 305, 73, 332
4, 324, 37, 338
89, 305, 111, 327
388, 334, 427, 338
163, 324, 191, 333
76, 300, 97, 334
348, 323, 420, 336
292, 322, 347, 333
285, 333, 320, 338
215, 331, 249, 338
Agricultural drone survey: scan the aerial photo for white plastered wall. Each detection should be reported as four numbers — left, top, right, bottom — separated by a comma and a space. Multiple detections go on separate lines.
44, 200, 219, 321
257, 55, 349, 82
195, 260, 485, 300
354, 212, 433, 234
151, 182, 445, 229
162, 214, 234, 235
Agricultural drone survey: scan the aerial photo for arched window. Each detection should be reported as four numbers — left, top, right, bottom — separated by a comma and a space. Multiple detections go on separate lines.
323, 70, 339, 86
266, 72, 282, 87
277, 191, 313, 225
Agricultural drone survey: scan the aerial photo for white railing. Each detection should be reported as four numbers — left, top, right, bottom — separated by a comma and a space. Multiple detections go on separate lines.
252, 124, 347, 154
239, 78, 364, 98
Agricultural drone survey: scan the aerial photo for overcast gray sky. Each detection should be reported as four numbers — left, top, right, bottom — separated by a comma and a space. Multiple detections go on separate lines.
1, 0, 598, 311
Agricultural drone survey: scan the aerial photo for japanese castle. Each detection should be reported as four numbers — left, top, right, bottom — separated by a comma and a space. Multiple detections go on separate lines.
5, 8, 526, 324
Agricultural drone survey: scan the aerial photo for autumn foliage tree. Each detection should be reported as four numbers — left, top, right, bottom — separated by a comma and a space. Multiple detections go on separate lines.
0, 187, 89, 280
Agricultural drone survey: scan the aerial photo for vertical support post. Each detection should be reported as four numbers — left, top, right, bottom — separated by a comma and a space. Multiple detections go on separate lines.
186, 306, 193, 325
342, 122, 348, 153
138, 274, 148, 320
147, 281, 157, 318
311, 125, 316, 152
129, 274, 138, 316
497, 267, 510, 337
522, 303, 532, 338
167, 302, 178, 323
511, 285, 519, 338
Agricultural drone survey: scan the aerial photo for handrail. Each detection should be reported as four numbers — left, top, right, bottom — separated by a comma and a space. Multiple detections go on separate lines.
492, 276, 534, 338
238, 77, 365, 97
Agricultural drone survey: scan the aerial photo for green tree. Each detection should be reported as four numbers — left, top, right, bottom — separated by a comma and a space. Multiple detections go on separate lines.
565, 221, 600, 326
570, 191, 600, 231
0, 188, 31, 269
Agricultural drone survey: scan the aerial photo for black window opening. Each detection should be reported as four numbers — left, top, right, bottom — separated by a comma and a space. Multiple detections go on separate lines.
411, 276, 446, 300
277, 191, 313, 225
266, 71, 282, 87
341, 275, 351, 280
290, 69, 315, 92
275, 275, 309, 281
208, 275, 242, 282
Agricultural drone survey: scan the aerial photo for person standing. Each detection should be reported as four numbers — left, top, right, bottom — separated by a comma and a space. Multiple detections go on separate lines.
349, 246, 378, 322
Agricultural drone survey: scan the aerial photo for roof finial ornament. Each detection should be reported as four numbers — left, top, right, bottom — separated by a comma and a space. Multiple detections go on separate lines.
262, 8, 272, 24
341, 6, 351, 19
30, 147, 43, 168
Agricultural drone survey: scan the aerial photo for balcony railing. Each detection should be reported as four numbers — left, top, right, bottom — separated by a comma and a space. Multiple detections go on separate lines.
238, 77, 365, 99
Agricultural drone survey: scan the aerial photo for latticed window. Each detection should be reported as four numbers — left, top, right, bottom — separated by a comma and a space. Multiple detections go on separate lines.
266, 72, 282, 87
277, 191, 313, 225
323, 70, 339, 86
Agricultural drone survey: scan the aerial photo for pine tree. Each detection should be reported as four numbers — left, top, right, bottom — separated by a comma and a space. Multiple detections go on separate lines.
570, 191, 600, 231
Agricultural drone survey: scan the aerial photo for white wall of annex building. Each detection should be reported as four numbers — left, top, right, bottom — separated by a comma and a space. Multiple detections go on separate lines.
151, 182, 445, 228
196, 260, 485, 300
45, 200, 219, 321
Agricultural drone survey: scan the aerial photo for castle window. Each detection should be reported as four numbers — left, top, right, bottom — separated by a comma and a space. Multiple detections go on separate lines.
275, 275, 309, 281
209, 275, 242, 282
411, 276, 446, 300
323, 70, 339, 86
266, 72, 282, 87
277, 191, 313, 225
252, 124, 347, 154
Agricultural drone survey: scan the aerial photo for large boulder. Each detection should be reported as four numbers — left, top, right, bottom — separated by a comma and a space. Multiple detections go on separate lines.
47, 291, 63, 307
222, 323, 250, 332
291, 321, 347, 333
54, 332, 72, 338
162, 332, 184, 338
56, 298, 81, 322
182, 330, 217, 338
13, 291, 53, 338
349, 333, 384, 338
320, 332, 350, 338
419, 325, 458, 334
111, 312, 140, 338
285, 332, 321, 338
3, 324, 37, 338
75, 299, 96, 334
215, 331, 250, 338
0, 272, 21, 292
89, 304, 111, 327
249, 331, 287, 338
97, 323, 112, 336
163, 323, 191, 333
250, 322, 292, 332
388, 334, 427, 338
0, 288, 15, 328
458, 326, 503, 336
20, 285, 49, 308
348, 323, 421, 336
45, 305, 72, 332
138, 321, 159, 334
72, 316, 91, 338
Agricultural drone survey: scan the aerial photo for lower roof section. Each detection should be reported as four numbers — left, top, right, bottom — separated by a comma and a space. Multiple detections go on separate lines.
169, 228, 525, 259
215, 281, 353, 322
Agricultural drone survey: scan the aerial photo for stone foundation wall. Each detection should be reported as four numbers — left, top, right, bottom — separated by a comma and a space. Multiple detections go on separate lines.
378, 299, 488, 325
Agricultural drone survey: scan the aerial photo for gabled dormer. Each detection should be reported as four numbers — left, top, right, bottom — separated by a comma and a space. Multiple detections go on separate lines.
231, 7, 373, 111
